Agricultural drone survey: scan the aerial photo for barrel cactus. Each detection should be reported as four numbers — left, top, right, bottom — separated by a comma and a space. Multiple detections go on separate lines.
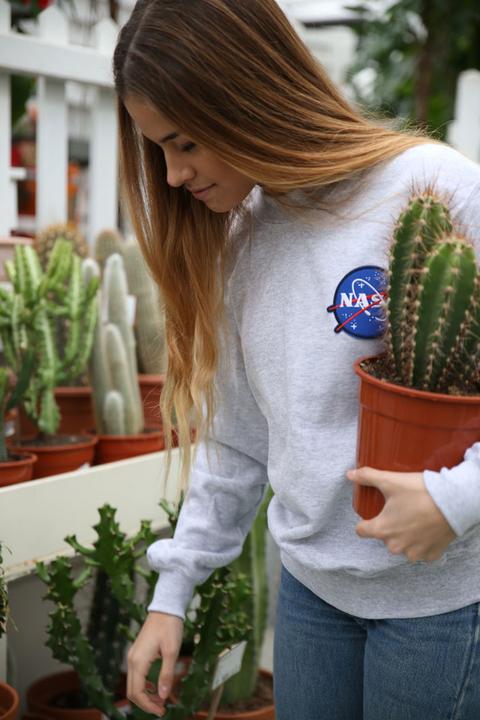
378, 189, 480, 395
1, 240, 98, 437
88, 253, 145, 434
34, 222, 89, 270
94, 229, 125, 273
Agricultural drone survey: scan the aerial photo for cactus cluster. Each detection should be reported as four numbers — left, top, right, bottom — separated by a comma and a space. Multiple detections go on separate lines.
0, 240, 98, 436
122, 240, 167, 375
88, 253, 145, 435
34, 223, 89, 270
383, 189, 480, 394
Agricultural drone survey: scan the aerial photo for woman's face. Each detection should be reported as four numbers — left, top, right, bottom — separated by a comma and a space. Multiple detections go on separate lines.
124, 96, 255, 212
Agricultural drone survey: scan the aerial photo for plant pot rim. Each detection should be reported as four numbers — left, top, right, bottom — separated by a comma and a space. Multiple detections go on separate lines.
94, 426, 163, 441
0, 450, 37, 466
138, 373, 166, 383
54, 386, 92, 397
354, 355, 480, 404
12, 433, 98, 452
0, 680, 20, 720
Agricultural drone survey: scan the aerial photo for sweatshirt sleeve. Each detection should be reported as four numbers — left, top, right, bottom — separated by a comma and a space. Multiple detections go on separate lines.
146, 294, 269, 619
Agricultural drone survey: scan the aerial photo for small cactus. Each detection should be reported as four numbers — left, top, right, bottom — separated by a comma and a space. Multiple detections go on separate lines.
382, 189, 480, 394
94, 229, 125, 273
34, 222, 89, 270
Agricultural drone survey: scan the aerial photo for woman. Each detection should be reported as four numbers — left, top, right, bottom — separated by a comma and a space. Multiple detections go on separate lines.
113, 1, 480, 717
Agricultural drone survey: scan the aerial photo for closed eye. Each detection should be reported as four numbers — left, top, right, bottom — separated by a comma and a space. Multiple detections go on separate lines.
181, 142, 196, 152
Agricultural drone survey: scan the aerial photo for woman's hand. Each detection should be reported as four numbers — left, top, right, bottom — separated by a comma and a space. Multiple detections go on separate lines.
127, 611, 184, 717
347, 467, 457, 562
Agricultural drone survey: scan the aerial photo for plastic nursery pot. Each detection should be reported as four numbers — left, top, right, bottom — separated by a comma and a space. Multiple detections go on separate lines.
0, 450, 37, 488
170, 669, 275, 720
93, 426, 165, 464
0, 681, 20, 720
27, 670, 128, 720
138, 373, 166, 427
9, 434, 97, 479
18, 387, 95, 438
353, 355, 480, 520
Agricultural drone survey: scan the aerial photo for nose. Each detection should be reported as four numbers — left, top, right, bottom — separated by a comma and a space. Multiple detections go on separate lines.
165, 156, 195, 188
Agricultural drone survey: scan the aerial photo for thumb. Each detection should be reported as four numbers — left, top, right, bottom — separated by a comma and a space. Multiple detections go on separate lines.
347, 467, 387, 491
157, 648, 179, 700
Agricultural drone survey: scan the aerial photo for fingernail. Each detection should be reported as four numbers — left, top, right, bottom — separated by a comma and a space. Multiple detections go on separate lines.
159, 685, 168, 699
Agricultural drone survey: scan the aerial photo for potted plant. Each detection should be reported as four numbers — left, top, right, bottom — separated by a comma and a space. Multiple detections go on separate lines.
0, 541, 20, 720
353, 189, 480, 518
88, 253, 165, 464
6, 239, 99, 478
29, 504, 251, 720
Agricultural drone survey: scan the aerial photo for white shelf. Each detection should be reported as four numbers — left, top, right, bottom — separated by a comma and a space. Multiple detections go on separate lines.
1, 448, 183, 581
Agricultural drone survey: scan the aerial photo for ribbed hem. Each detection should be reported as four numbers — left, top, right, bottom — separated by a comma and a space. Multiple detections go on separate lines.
147, 569, 196, 620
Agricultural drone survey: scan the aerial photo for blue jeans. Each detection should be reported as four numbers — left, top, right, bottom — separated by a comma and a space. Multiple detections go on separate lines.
273, 565, 480, 720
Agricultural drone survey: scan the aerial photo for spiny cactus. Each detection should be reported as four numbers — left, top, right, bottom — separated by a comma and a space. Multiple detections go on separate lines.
94, 229, 125, 273
122, 240, 167, 375
1, 241, 98, 436
89, 254, 144, 434
384, 189, 480, 393
36, 505, 157, 720
34, 223, 89, 270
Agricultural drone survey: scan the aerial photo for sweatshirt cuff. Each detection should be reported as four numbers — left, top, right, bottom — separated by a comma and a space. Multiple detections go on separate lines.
423, 449, 480, 536
147, 569, 196, 620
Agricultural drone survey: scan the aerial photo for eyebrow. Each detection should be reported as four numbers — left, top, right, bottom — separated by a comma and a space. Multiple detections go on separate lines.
158, 131, 179, 144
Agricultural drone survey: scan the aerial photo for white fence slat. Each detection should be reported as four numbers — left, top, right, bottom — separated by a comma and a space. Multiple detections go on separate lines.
448, 69, 480, 163
0, 1, 11, 236
89, 86, 119, 241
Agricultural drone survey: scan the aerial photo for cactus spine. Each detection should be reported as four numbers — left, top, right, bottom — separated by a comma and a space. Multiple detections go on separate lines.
122, 240, 167, 374
89, 254, 144, 434
385, 190, 480, 393
0, 241, 98, 436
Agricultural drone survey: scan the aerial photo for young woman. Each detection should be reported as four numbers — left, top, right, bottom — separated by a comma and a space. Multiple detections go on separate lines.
113, 1, 480, 717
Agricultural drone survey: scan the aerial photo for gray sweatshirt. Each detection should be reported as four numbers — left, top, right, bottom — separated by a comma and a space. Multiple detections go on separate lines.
147, 142, 480, 620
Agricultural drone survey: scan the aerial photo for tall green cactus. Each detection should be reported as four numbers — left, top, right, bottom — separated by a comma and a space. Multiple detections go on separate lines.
385, 190, 480, 393
88, 254, 144, 435
0, 241, 98, 436
122, 240, 167, 375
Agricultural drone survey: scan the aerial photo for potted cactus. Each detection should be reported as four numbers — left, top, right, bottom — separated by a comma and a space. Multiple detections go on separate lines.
0, 542, 20, 720
29, 504, 252, 720
88, 253, 165, 464
6, 240, 99, 478
353, 189, 480, 518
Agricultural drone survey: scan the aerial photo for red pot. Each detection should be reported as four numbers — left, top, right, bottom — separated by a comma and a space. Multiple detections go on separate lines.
0, 450, 37, 487
94, 426, 165, 464
18, 387, 94, 438
0, 681, 19, 720
139, 374, 165, 427
27, 670, 128, 720
354, 356, 480, 519
10, 434, 97, 479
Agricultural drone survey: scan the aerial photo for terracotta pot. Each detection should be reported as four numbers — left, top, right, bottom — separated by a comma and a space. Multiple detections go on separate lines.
0, 450, 37, 487
353, 355, 480, 519
94, 426, 165, 464
138, 374, 165, 427
18, 387, 94, 438
171, 669, 274, 720
0, 681, 20, 720
10, 434, 97, 479
27, 670, 128, 720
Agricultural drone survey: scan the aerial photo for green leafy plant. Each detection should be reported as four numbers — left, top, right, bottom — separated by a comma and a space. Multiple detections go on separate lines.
371, 188, 480, 393
1, 240, 99, 437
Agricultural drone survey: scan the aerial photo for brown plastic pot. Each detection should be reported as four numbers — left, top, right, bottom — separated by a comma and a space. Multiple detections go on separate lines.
94, 426, 165, 464
0, 450, 37, 488
27, 670, 128, 720
10, 434, 97, 479
0, 681, 20, 720
170, 669, 274, 720
18, 387, 95, 438
139, 374, 165, 427
354, 355, 480, 519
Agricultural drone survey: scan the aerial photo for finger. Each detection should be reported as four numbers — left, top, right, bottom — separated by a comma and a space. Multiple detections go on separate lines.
157, 648, 179, 701
355, 517, 386, 539
347, 467, 389, 491
128, 659, 166, 717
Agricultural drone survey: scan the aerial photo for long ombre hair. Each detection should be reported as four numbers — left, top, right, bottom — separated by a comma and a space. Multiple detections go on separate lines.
113, 0, 428, 489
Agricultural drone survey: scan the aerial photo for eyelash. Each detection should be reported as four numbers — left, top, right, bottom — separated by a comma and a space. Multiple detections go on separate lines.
181, 142, 196, 153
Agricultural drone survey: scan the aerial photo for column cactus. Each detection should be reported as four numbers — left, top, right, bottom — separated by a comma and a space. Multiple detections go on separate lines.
122, 239, 167, 374
383, 189, 480, 394
1, 240, 98, 437
88, 253, 145, 434
94, 229, 125, 273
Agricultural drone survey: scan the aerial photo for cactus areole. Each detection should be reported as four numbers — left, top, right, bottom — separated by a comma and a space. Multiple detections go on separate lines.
353, 190, 480, 519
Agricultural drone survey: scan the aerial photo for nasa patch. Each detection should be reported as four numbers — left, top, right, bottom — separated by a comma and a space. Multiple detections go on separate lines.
327, 265, 387, 339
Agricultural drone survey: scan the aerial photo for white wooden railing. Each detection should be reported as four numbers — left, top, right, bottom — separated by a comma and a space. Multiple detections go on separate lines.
447, 69, 480, 163
0, 0, 119, 244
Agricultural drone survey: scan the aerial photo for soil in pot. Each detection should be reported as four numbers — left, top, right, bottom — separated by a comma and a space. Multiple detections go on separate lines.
10, 434, 97, 479
0, 681, 20, 720
0, 450, 37, 487
94, 426, 165, 465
